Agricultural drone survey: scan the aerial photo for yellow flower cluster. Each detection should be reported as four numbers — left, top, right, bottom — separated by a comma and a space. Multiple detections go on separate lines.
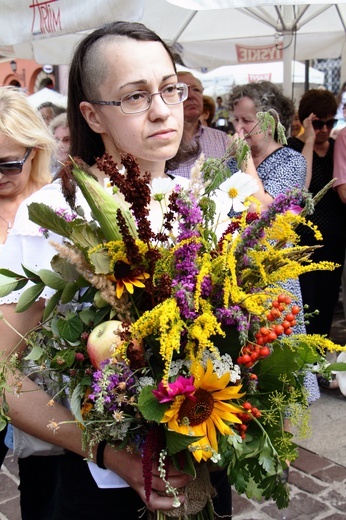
88, 239, 150, 274
130, 298, 185, 382
187, 300, 224, 368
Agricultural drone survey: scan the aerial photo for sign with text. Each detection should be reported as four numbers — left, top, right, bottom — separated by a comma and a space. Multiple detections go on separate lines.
236, 44, 283, 63
248, 73, 272, 82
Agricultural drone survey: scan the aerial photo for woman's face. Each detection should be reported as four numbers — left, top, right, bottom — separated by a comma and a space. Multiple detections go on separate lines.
313, 114, 336, 145
81, 39, 184, 173
232, 96, 272, 154
54, 125, 71, 163
0, 134, 34, 199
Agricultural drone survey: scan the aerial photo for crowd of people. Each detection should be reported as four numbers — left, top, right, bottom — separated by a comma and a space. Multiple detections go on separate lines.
0, 19, 345, 520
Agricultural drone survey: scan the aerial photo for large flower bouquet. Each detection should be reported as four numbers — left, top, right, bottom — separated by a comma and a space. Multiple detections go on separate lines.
1, 136, 346, 518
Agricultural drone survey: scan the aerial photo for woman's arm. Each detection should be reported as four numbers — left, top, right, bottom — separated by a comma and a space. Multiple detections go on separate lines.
0, 302, 189, 511
298, 113, 316, 189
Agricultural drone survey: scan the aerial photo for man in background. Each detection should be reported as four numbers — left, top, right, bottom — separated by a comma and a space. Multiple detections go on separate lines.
166, 72, 229, 178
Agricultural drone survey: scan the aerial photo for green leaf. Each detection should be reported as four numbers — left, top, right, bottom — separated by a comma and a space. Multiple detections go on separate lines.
0, 417, 8, 432
0, 274, 27, 297
21, 265, 41, 282
24, 344, 44, 361
15, 283, 45, 312
89, 249, 111, 274
292, 339, 321, 366
328, 362, 346, 372
244, 475, 265, 501
61, 282, 79, 304
228, 460, 249, 494
56, 314, 84, 343
79, 309, 98, 326
70, 223, 101, 249
165, 429, 202, 456
43, 290, 62, 321
255, 343, 300, 391
70, 383, 85, 424
51, 255, 81, 282
258, 438, 276, 474
28, 202, 72, 238
51, 348, 76, 369
137, 386, 169, 422
0, 268, 24, 278
38, 269, 66, 290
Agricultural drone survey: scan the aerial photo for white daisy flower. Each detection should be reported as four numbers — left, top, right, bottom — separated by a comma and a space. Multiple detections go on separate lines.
218, 170, 258, 213
150, 177, 175, 201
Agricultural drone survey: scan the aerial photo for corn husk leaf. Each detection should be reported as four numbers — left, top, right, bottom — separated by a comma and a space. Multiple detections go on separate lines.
71, 162, 138, 242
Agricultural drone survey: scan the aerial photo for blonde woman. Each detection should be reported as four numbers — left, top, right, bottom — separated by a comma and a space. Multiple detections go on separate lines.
0, 86, 59, 518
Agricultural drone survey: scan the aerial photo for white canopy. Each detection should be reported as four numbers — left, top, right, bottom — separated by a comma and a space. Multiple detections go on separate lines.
178, 61, 325, 95
27, 88, 68, 109
0, 1, 344, 95
0, 1, 345, 65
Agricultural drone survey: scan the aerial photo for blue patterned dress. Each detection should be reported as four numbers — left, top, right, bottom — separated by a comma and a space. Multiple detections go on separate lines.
228, 147, 320, 403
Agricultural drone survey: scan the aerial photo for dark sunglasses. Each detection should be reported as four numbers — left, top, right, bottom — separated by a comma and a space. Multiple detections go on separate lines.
312, 118, 337, 131
0, 148, 33, 175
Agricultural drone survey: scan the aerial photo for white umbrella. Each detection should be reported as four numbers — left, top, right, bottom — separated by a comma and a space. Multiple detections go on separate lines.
27, 88, 67, 109
197, 61, 324, 94
142, 1, 346, 95
0, 1, 344, 95
0, 0, 144, 64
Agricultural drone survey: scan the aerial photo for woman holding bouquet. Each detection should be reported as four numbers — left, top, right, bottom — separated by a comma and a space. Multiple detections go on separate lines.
0, 22, 231, 519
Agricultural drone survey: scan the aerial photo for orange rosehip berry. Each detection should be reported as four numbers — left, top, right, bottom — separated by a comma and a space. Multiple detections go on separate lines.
291, 305, 300, 315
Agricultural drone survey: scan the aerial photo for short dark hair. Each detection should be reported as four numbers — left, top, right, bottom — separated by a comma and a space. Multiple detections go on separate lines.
68, 21, 177, 165
298, 89, 337, 122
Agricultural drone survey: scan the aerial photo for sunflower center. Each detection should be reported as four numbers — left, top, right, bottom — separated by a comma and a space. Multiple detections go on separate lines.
178, 388, 214, 426
113, 260, 131, 279
228, 187, 238, 199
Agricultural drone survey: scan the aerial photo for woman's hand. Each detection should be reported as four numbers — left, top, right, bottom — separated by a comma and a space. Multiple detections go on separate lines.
300, 112, 316, 188
302, 112, 317, 144
104, 445, 190, 512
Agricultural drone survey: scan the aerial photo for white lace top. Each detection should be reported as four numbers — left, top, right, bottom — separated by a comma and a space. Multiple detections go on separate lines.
0, 181, 87, 305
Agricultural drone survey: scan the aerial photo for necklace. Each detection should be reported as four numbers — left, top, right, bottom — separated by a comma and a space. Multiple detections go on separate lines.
0, 213, 13, 233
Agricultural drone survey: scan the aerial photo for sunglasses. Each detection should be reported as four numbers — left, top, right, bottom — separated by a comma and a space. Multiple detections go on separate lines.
0, 148, 33, 176
312, 118, 337, 131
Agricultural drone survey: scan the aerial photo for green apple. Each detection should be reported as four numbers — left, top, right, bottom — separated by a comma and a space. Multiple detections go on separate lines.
87, 320, 124, 368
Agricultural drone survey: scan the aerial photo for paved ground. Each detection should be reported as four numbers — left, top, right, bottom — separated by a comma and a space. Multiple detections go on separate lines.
0, 304, 345, 520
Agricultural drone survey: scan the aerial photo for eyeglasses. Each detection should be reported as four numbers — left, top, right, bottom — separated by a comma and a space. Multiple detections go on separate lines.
0, 148, 33, 176
91, 82, 188, 114
312, 118, 337, 131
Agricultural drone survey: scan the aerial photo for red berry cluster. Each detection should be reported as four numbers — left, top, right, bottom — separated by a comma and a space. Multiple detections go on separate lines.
236, 401, 262, 439
236, 294, 301, 369
237, 343, 270, 368
265, 294, 300, 337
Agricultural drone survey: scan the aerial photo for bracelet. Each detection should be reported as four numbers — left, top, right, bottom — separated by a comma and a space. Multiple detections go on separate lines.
96, 440, 107, 469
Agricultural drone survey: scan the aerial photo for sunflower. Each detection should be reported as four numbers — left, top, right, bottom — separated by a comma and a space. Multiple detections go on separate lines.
107, 260, 150, 298
161, 359, 244, 462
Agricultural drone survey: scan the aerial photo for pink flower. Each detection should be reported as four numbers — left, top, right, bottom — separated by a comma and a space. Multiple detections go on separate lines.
152, 375, 196, 403
287, 204, 302, 215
